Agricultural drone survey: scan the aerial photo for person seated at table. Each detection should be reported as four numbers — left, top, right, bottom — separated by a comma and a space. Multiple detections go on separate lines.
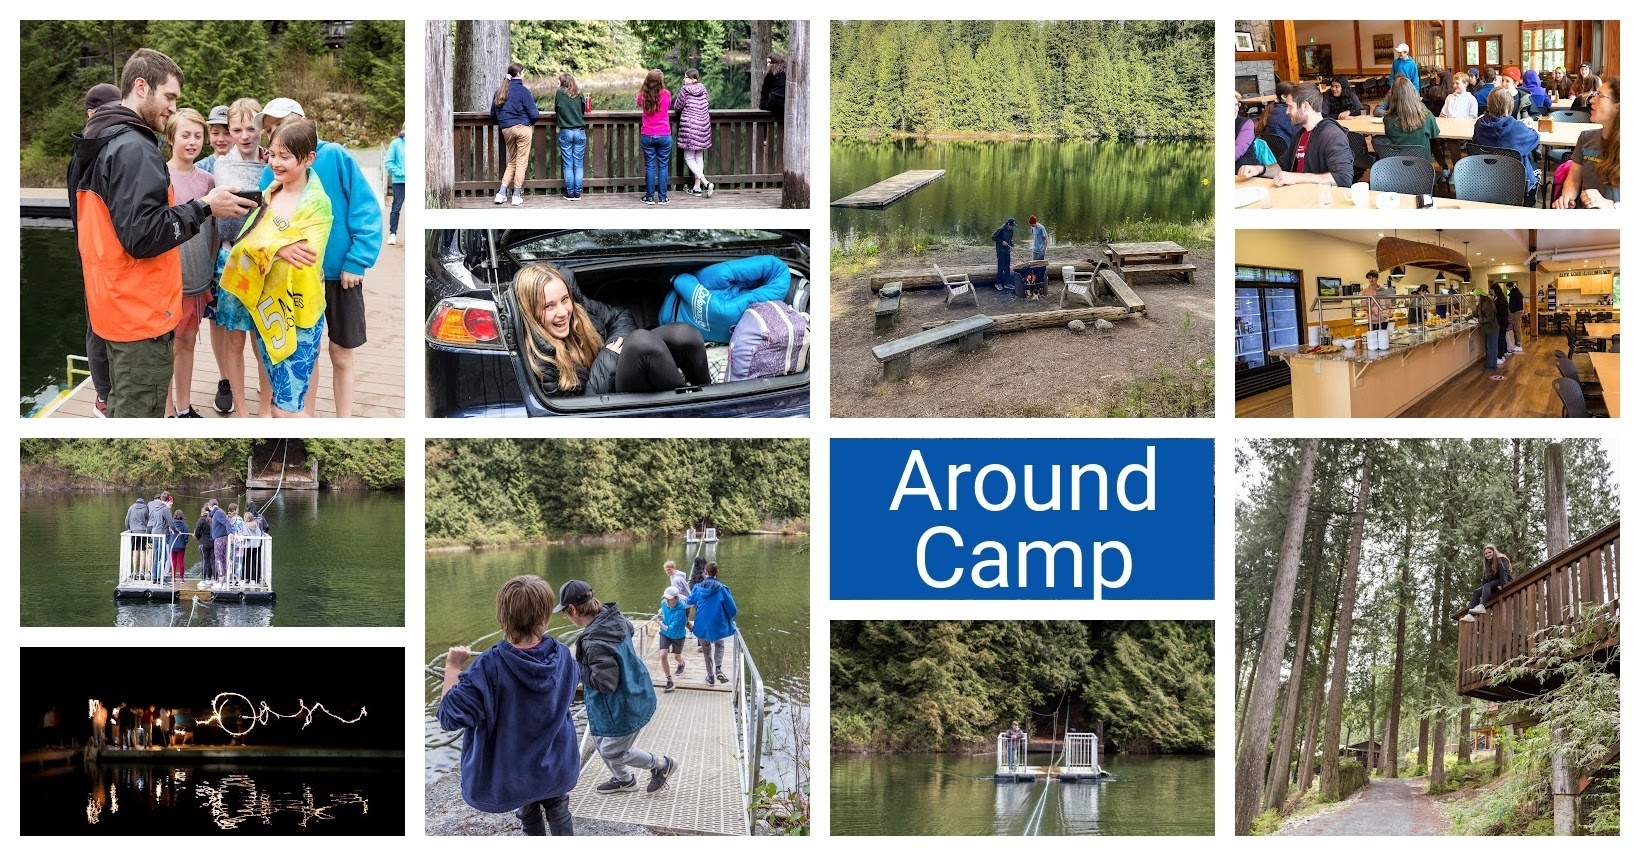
1554, 77, 1620, 209
1261, 81, 1300, 153
1496, 74, 1539, 120
1521, 70, 1553, 114
1323, 76, 1365, 120
1571, 63, 1602, 110
1233, 93, 1260, 168
1383, 78, 1441, 154
1442, 73, 1479, 119
1422, 69, 1453, 117
1554, 67, 1574, 99
1474, 68, 1498, 107
1237, 84, 1352, 188
1473, 88, 1542, 196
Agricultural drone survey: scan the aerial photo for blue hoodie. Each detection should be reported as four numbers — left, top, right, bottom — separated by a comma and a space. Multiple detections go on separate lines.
659, 597, 688, 640
259, 141, 383, 280
685, 576, 738, 642
167, 517, 189, 553
437, 638, 581, 813
1472, 113, 1542, 191
209, 505, 232, 540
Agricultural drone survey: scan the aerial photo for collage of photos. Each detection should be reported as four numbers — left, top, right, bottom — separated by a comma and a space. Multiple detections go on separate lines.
7, 13, 1626, 845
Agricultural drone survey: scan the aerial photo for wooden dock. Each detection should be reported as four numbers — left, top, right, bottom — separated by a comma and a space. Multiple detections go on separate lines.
832, 169, 945, 209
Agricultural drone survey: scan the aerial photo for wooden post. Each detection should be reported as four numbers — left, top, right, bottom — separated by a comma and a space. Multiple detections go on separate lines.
1552, 727, 1579, 834
1545, 443, 1570, 557
426, 21, 455, 207
781, 20, 810, 209
1277, 21, 1300, 83
1430, 715, 1447, 787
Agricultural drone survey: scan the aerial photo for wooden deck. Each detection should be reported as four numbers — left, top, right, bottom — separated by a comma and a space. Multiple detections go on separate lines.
831, 169, 945, 208
38, 237, 406, 419
451, 187, 783, 209
1455, 521, 1619, 701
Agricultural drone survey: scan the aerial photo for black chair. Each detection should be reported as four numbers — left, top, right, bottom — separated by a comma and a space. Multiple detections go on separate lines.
1549, 108, 1592, 123
1347, 131, 1373, 180
1369, 156, 1436, 196
1566, 328, 1598, 354
1553, 349, 1568, 359
1610, 334, 1620, 353
1453, 155, 1529, 206
1372, 136, 1433, 163
1552, 377, 1605, 417
1260, 133, 1289, 162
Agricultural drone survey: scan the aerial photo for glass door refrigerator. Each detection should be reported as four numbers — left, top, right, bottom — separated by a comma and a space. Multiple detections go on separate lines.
1234, 265, 1305, 400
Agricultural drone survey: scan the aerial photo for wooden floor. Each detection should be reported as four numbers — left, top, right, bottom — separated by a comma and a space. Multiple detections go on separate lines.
41, 237, 407, 419
1237, 333, 1575, 418
831, 169, 946, 208
452, 187, 784, 209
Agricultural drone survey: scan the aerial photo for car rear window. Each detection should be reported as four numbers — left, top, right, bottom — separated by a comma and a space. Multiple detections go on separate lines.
508, 229, 787, 261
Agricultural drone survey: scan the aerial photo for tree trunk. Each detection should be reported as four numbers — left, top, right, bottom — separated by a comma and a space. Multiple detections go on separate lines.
1319, 453, 1374, 800
1298, 563, 1345, 796
1494, 727, 1506, 777
1236, 656, 1258, 749
780, 20, 810, 209
1264, 536, 1322, 810
454, 21, 512, 113
1430, 715, 1447, 786
1457, 706, 1472, 764
1552, 728, 1579, 833
1386, 525, 1411, 778
1364, 664, 1377, 776
1233, 439, 1320, 836
1417, 717, 1429, 770
1545, 442, 1569, 556
426, 21, 455, 208
750, 20, 772, 110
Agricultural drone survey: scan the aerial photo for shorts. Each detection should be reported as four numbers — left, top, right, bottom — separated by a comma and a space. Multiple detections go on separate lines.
658, 633, 684, 654
213, 284, 255, 332
256, 318, 326, 413
325, 278, 368, 349
176, 291, 211, 337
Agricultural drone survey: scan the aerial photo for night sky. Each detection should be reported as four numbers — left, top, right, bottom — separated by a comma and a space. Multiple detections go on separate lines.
23, 646, 403, 749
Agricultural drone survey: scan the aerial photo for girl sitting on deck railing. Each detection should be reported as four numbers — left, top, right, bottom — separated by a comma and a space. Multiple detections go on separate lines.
1460, 544, 1513, 622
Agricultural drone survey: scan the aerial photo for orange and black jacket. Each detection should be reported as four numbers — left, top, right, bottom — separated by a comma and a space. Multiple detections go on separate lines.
68, 106, 210, 343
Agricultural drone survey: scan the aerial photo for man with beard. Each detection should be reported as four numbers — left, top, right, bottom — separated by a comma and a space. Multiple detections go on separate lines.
68, 48, 255, 417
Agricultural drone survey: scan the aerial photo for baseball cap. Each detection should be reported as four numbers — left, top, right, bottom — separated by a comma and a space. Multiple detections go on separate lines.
254, 97, 306, 130
664, 586, 680, 599
86, 83, 121, 112
1580, 61, 1592, 70
206, 105, 230, 127
554, 579, 594, 612
1396, 43, 1409, 54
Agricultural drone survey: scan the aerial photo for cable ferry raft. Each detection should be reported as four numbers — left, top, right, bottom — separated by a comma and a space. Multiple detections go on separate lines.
114, 531, 275, 604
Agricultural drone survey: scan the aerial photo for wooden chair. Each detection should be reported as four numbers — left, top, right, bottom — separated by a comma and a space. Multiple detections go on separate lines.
932, 263, 978, 309
1059, 264, 1098, 309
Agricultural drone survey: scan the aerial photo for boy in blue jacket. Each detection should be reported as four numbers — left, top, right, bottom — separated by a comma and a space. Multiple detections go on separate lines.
557, 579, 678, 794
439, 575, 581, 835
657, 586, 688, 693
684, 562, 739, 685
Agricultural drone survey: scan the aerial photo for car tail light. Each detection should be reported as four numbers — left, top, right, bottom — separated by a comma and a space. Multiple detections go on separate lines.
427, 298, 505, 349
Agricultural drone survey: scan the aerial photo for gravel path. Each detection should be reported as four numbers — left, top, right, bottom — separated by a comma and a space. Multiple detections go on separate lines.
1279, 777, 1448, 836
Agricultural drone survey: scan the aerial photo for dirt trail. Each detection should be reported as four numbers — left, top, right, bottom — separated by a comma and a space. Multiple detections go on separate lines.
1279, 777, 1448, 836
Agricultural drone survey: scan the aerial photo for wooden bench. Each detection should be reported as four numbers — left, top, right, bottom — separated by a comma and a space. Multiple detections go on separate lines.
873, 314, 994, 380
1118, 262, 1197, 285
1098, 270, 1147, 313
875, 285, 903, 332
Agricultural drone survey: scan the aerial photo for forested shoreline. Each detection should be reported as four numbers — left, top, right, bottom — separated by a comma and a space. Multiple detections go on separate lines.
831, 621, 1213, 755
1234, 439, 1619, 835
20, 439, 405, 491
831, 20, 1212, 139
425, 439, 809, 547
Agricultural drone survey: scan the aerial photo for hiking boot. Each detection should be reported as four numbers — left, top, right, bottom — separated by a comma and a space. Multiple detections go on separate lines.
716, 671, 729, 683
595, 776, 638, 794
664, 678, 675, 693
94, 397, 108, 418
494, 191, 507, 204
647, 757, 677, 793
176, 407, 203, 418
214, 380, 234, 414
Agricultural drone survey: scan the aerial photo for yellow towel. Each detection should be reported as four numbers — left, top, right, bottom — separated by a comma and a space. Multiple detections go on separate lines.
220, 171, 332, 364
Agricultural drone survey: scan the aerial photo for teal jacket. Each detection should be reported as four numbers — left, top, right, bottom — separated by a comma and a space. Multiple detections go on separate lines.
575, 603, 657, 738
384, 135, 405, 183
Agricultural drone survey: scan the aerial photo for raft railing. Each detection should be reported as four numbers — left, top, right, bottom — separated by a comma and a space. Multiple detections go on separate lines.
223, 533, 274, 589
118, 532, 170, 586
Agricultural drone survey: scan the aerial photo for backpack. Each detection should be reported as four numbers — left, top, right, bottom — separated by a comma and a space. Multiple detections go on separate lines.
728, 301, 809, 381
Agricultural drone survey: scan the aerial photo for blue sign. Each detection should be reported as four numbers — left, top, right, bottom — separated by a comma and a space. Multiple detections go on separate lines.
830, 439, 1214, 600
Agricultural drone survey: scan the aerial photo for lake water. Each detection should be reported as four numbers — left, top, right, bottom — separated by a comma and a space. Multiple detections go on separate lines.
21, 225, 85, 415
424, 535, 809, 789
21, 763, 401, 835
19, 491, 406, 627
830, 138, 1214, 247
830, 752, 1214, 835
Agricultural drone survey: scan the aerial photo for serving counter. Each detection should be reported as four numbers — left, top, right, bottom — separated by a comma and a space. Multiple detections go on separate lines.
1269, 322, 1486, 417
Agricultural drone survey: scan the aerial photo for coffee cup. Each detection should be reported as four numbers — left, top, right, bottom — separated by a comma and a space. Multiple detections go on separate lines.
1376, 192, 1401, 209
1350, 182, 1371, 207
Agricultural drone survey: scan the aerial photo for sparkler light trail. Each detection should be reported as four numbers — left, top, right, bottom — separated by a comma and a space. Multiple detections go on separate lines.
198, 692, 367, 738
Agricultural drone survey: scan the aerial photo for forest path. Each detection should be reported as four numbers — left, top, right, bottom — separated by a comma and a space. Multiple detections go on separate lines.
1279, 776, 1448, 836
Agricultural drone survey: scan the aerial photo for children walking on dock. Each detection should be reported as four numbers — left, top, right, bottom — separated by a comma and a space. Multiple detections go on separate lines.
438, 575, 580, 835
557, 579, 678, 794
658, 586, 687, 692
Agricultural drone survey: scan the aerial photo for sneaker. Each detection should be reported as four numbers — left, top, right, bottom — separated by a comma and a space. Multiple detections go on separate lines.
642, 195, 656, 205
94, 397, 108, 418
595, 776, 639, 794
647, 757, 677, 794
176, 407, 203, 418
704, 673, 714, 686
1460, 614, 1476, 623
688, 186, 702, 196
1469, 605, 1486, 614
664, 678, 675, 693
704, 181, 714, 198
716, 671, 728, 683
675, 662, 684, 675
494, 191, 507, 204
387, 233, 397, 245
512, 194, 523, 206
214, 380, 234, 414
658, 196, 669, 205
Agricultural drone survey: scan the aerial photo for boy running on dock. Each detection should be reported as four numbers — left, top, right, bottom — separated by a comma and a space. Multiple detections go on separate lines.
438, 575, 580, 835
658, 586, 687, 692
557, 579, 678, 794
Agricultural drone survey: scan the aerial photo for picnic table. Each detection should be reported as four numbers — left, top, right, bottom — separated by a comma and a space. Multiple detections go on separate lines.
1588, 352, 1620, 417
1234, 177, 1520, 210
1099, 241, 1195, 286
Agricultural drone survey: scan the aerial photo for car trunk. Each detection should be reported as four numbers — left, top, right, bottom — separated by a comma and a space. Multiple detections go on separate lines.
493, 250, 810, 416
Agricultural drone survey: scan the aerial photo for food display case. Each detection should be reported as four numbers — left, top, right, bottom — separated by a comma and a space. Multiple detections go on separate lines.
1309, 292, 1477, 345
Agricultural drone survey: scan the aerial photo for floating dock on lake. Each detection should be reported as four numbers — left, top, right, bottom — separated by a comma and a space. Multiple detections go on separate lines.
993, 732, 1105, 783
832, 169, 946, 209
94, 745, 401, 764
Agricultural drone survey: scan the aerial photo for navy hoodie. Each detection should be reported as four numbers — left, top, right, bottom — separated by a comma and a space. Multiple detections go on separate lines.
1472, 113, 1542, 190
437, 638, 580, 812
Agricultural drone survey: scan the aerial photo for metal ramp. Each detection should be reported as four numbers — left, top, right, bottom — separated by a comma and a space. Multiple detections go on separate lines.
566, 627, 747, 835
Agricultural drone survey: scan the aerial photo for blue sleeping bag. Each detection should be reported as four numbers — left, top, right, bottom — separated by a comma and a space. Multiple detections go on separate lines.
660, 255, 792, 343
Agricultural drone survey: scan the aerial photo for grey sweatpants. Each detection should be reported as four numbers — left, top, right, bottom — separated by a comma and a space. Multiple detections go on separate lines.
594, 732, 660, 781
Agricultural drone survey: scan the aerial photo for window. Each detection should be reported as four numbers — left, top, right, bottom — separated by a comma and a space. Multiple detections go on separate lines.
1522, 22, 1566, 72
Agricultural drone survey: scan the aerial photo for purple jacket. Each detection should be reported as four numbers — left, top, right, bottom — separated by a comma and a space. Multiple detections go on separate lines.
676, 81, 712, 151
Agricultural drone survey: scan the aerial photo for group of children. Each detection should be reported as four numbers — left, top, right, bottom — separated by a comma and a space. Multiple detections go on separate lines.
437, 560, 740, 836
122, 494, 268, 586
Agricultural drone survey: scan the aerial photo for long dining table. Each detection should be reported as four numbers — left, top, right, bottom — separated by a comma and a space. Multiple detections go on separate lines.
1338, 114, 1601, 207
1587, 352, 1620, 417
1233, 176, 1521, 210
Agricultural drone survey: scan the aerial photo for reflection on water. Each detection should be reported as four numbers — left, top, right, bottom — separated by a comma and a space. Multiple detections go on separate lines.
114, 588, 274, 628
831, 752, 1214, 836
46, 764, 393, 834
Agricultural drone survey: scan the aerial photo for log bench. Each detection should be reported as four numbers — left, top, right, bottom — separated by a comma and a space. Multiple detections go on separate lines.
1097, 270, 1148, 313
875, 285, 903, 332
873, 314, 993, 380
1116, 262, 1197, 285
